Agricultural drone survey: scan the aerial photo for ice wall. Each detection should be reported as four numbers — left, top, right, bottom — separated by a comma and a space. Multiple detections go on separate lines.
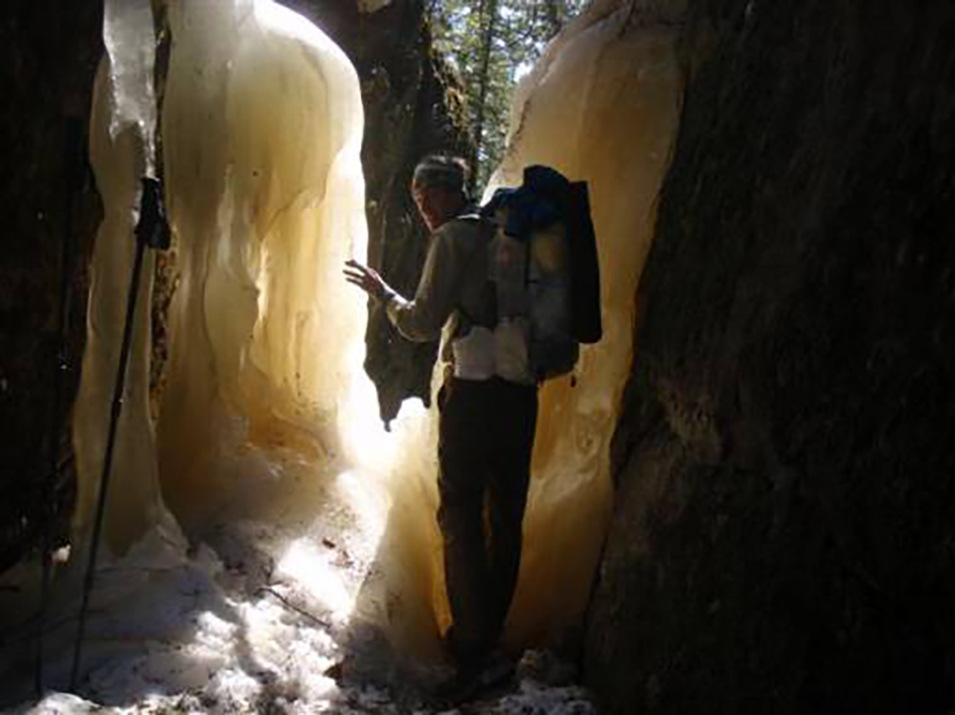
68, 0, 449, 665
486, 0, 683, 646
151, 0, 447, 658
73, 0, 373, 557
152, 0, 459, 660
156, 0, 368, 522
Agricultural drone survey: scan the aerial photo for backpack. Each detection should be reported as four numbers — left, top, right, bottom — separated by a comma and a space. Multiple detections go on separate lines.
480, 165, 602, 382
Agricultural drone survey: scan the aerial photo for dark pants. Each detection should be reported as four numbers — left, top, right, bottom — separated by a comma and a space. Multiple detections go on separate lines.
437, 375, 538, 666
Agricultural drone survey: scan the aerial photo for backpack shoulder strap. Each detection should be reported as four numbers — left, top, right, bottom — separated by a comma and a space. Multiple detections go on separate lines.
449, 214, 498, 331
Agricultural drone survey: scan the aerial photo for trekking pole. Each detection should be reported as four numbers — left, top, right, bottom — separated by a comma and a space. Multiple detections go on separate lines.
69, 177, 169, 691
35, 117, 86, 697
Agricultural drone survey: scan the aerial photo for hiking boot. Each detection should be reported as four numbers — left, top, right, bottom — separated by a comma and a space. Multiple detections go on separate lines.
476, 647, 516, 690
429, 663, 483, 707
427, 648, 516, 707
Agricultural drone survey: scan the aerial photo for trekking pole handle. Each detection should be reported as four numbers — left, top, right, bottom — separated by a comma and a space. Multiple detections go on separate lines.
136, 177, 170, 250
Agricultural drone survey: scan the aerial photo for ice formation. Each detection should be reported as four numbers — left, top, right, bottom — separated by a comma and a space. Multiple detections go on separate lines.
154, 0, 369, 525
72, 0, 168, 555
70, 0, 450, 664
3, 0, 682, 706
485, 0, 683, 646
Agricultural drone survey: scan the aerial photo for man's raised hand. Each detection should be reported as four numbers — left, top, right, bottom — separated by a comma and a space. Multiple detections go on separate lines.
343, 259, 388, 302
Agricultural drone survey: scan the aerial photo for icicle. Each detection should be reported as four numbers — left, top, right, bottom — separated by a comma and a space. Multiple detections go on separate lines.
102, 0, 158, 177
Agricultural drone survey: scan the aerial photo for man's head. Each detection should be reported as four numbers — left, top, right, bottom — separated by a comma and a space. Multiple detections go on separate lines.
411, 154, 469, 231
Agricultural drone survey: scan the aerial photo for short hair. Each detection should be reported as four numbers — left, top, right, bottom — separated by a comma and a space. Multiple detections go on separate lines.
412, 154, 469, 194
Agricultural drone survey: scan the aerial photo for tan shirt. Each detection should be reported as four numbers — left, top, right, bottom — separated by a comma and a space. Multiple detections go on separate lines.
385, 215, 493, 363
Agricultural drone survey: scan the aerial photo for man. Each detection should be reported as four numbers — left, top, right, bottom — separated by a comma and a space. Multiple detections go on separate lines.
343, 154, 538, 690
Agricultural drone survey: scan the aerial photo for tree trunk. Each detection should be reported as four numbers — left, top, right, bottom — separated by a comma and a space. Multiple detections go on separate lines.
471, 0, 498, 193
543, 0, 563, 39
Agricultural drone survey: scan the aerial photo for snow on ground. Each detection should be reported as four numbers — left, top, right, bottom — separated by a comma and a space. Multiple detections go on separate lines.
1, 464, 597, 715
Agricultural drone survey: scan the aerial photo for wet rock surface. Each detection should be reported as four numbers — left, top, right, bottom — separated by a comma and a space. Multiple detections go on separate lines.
586, 1, 955, 713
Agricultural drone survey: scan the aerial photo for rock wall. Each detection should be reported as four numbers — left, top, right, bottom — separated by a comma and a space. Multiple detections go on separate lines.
586, 1, 955, 712
0, 2, 102, 570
